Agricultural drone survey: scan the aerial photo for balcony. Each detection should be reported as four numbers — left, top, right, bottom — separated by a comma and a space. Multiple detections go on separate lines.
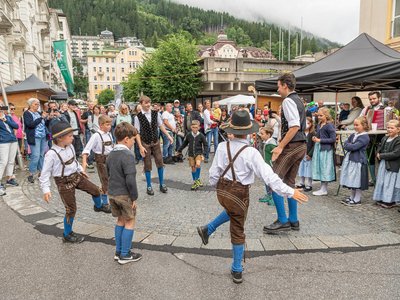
0, 1, 14, 33
37, 13, 49, 25
7, 19, 28, 48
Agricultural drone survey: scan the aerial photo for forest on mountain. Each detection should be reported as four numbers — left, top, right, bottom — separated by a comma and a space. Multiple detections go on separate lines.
49, 0, 341, 60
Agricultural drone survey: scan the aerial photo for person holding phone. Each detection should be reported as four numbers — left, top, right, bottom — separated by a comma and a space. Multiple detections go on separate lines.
0, 102, 20, 195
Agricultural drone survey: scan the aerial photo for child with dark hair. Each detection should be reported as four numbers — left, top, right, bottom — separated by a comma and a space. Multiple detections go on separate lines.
106, 122, 142, 264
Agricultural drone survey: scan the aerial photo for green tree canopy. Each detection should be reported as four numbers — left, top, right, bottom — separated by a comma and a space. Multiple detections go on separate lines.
72, 59, 88, 100
123, 33, 202, 102
98, 89, 115, 105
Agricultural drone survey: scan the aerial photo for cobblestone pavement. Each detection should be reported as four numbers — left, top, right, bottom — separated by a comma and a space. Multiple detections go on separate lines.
3, 155, 400, 252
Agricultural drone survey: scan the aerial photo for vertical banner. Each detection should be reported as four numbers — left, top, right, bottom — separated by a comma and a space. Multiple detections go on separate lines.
114, 84, 123, 109
53, 40, 74, 95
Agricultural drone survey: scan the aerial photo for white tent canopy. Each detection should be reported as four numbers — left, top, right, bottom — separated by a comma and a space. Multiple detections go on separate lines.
215, 94, 255, 111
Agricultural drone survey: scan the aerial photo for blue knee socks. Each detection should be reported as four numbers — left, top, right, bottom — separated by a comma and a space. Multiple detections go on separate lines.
232, 244, 244, 272
92, 195, 102, 209
192, 171, 196, 181
145, 171, 152, 188
195, 167, 201, 180
121, 228, 134, 256
63, 216, 74, 237
158, 167, 164, 186
101, 194, 109, 205
207, 210, 230, 236
287, 197, 298, 223
272, 192, 288, 223
115, 225, 124, 254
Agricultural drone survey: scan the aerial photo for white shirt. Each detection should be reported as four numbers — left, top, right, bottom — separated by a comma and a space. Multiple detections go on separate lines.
209, 139, 294, 197
39, 144, 82, 194
203, 108, 213, 131
88, 114, 100, 132
161, 111, 176, 131
83, 130, 114, 155
68, 111, 79, 135
134, 109, 163, 134
282, 92, 300, 128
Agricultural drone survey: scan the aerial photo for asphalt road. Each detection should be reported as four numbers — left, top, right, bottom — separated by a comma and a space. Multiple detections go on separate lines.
1, 199, 400, 299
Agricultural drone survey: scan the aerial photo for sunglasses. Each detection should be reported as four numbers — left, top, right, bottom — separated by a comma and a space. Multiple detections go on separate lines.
10, 108, 15, 111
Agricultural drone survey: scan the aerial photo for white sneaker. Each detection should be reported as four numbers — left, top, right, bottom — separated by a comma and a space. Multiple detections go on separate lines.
312, 189, 328, 196
0, 188, 6, 196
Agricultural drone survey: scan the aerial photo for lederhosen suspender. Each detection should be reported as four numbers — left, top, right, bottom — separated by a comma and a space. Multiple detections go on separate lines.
97, 132, 114, 155
51, 146, 78, 177
220, 141, 249, 183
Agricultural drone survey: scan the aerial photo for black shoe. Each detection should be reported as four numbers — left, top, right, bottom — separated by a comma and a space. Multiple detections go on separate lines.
63, 232, 85, 243
197, 225, 209, 245
147, 187, 154, 196
163, 157, 175, 165
303, 186, 312, 192
114, 252, 120, 261
341, 197, 352, 204
263, 220, 291, 234
93, 204, 112, 213
118, 251, 142, 265
27, 175, 35, 183
290, 221, 300, 231
160, 185, 168, 193
295, 184, 305, 189
231, 271, 243, 284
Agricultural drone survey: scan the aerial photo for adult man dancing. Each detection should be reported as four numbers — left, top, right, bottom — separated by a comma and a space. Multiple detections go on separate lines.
264, 73, 307, 234
134, 96, 174, 195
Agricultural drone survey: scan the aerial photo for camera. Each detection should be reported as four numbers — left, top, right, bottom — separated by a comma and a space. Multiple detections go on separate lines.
0, 106, 9, 111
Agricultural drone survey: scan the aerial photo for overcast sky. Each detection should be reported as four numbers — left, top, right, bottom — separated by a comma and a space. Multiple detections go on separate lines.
173, 0, 360, 45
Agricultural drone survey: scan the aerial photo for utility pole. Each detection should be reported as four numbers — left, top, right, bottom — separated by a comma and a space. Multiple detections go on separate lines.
288, 25, 291, 61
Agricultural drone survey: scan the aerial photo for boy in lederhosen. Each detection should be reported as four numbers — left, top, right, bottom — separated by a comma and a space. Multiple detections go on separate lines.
39, 121, 104, 243
82, 115, 114, 213
196, 110, 308, 284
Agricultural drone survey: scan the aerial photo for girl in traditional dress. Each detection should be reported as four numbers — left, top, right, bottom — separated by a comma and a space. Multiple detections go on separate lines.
373, 120, 400, 208
340, 117, 370, 206
296, 117, 315, 192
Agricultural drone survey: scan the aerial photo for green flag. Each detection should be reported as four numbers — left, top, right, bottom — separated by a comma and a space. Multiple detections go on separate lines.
53, 40, 74, 95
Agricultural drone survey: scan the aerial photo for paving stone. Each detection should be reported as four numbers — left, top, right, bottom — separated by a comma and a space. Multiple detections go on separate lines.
142, 233, 176, 246
346, 232, 400, 247
18, 206, 47, 216
36, 217, 64, 226
317, 235, 359, 248
89, 226, 115, 239
134, 231, 150, 243
245, 239, 264, 251
172, 237, 203, 248
260, 236, 296, 251
289, 236, 328, 250
201, 238, 231, 250
56, 221, 103, 235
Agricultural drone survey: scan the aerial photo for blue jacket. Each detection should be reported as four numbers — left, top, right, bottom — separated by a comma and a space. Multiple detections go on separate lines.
316, 123, 336, 151
23, 110, 47, 145
344, 133, 370, 164
0, 115, 18, 144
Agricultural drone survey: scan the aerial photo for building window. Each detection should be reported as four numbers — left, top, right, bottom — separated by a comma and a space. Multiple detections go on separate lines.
106, 67, 109, 72
112, 67, 115, 72
95, 94, 98, 99
121, 58, 124, 63
107, 85, 111, 89
122, 76, 125, 81
393, 0, 400, 37
94, 76, 97, 80
121, 67, 125, 73
59, 34, 64, 40
111, 58, 115, 63
106, 58, 109, 63
107, 76, 110, 81
92, 57, 96, 62
93, 67, 96, 71
99, 67, 102, 72
112, 76, 115, 81
94, 85, 98, 89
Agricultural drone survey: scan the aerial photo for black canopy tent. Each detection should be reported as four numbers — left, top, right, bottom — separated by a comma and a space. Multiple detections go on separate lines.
255, 33, 400, 93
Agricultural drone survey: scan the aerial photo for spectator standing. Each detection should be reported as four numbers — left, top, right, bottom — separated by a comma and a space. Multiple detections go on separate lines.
9, 103, 23, 151
204, 100, 219, 163
161, 103, 177, 164
0, 103, 19, 194
23, 98, 48, 183
87, 105, 102, 133
183, 103, 201, 135
63, 100, 82, 159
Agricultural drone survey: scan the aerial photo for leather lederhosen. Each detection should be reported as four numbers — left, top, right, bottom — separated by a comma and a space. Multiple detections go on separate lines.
94, 132, 113, 193
52, 146, 100, 220
216, 142, 250, 245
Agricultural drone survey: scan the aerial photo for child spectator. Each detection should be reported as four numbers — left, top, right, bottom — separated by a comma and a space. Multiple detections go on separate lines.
82, 115, 114, 213
296, 117, 316, 192
39, 121, 104, 243
106, 122, 142, 264
312, 107, 336, 196
258, 125, 277, 205
177, 120, 207, 190
373, 120, 400, 208
340, 117, 370, 206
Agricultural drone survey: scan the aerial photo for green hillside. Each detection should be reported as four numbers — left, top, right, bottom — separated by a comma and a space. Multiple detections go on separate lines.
49, 0, 340, 60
